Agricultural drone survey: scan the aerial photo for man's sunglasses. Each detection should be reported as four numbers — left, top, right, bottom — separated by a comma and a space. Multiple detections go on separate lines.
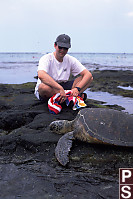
58, 46, 68, 50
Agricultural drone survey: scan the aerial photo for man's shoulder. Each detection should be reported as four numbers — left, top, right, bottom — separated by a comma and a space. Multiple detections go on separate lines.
65, 54, 74, 58
40, 52, 53, 59
64, 54, 76, 62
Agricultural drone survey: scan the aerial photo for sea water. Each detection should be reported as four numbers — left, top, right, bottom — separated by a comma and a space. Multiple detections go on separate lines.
0, 52, 133, 114
0, 52, 133, 84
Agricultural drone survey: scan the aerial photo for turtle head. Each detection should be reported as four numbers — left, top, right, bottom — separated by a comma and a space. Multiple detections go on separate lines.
49, 120, 69, 134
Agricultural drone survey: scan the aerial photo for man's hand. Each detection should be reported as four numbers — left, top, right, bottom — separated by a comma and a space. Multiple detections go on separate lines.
59, 88, 67, 103
71, 88, 80, 97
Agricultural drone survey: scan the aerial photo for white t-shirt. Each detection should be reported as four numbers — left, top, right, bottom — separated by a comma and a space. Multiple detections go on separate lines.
34, 53, 86, 99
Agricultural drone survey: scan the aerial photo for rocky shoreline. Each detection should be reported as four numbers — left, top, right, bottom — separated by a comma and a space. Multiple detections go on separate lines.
0, 70, 133, 199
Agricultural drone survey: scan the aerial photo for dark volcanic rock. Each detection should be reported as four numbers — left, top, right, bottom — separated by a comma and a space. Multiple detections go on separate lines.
91, 70, 133, 97
0, 72, 133, 199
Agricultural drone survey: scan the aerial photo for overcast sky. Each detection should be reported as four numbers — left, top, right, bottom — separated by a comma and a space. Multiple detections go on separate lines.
0, 0, 133, 53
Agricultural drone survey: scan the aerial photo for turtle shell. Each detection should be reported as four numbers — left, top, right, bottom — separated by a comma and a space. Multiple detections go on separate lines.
74, 108, 133, 146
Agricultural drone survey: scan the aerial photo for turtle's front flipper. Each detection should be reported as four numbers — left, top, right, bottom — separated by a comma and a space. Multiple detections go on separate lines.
55, 132, 74, 166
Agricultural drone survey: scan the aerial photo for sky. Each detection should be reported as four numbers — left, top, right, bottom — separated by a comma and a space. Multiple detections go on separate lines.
0, 0, 133, 53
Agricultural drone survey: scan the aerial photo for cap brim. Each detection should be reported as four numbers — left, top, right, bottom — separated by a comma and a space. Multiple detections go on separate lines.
57, 42, 71, 48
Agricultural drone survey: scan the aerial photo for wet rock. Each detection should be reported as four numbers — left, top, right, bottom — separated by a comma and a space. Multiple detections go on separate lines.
91, 70, 133, 97
0, 71, 133, 199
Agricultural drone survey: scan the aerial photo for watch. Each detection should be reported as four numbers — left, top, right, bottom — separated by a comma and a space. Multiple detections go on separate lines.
75, 87, 81, 92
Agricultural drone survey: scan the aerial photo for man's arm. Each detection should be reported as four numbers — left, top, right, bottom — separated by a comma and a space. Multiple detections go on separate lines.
71, 69, 93, 97
38, 70, 67, 102
77, 69, 92, 89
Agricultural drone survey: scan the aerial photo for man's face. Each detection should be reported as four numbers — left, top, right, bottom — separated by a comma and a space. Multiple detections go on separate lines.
54, 44, 68, 59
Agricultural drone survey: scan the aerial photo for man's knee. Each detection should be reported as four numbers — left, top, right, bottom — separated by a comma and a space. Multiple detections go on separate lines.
38, 83, 49, 95
38, 83, 56, 98
39, 83, 50, 92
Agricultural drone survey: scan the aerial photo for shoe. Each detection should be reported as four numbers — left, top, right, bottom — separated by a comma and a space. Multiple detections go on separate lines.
68, 101, 74, 109
80, 93, 87, 101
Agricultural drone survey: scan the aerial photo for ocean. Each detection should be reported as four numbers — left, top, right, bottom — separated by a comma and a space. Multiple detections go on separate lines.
0, 52, 133, 84
0, 52, 133, 114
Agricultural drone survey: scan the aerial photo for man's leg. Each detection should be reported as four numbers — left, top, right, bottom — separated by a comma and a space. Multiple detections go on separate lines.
38, 80, 74, 102
38, 83, 57, 100
38, 76, 93, 101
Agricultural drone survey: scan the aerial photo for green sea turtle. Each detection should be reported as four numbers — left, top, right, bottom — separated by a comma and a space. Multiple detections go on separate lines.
49, 108, 133, 166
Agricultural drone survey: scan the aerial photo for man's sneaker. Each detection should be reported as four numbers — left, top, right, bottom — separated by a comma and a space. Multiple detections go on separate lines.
80, 93, 87, 101
68, 101, 74, 109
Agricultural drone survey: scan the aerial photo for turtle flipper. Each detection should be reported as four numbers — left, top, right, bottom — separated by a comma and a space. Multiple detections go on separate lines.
55, 132, 74, 166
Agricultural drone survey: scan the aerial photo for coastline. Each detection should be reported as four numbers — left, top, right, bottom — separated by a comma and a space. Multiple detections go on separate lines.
1, 69, 133, 113
89, 69, 133, 114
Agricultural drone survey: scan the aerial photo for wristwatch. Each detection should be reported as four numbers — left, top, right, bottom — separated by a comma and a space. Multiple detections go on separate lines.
75, 87, 81, 92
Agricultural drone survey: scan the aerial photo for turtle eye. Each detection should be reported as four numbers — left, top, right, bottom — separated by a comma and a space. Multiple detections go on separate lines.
49, 122, 57, 131
49, 120, 66, 134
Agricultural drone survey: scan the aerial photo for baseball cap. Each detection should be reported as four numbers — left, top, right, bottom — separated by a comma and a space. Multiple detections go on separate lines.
55, 34, 71, 48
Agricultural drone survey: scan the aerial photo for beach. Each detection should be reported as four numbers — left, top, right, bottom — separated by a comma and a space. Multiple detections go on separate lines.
0, 53, 133, 198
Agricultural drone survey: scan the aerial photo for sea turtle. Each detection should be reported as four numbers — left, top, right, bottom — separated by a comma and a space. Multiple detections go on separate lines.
49, 108, 133, 166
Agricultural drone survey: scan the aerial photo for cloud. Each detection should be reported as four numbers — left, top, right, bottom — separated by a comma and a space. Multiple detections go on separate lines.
0, 0, 133, 52
127, 12, 133, 16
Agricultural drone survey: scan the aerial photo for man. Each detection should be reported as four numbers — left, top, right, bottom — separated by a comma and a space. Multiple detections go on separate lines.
34, 34, 93, 103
